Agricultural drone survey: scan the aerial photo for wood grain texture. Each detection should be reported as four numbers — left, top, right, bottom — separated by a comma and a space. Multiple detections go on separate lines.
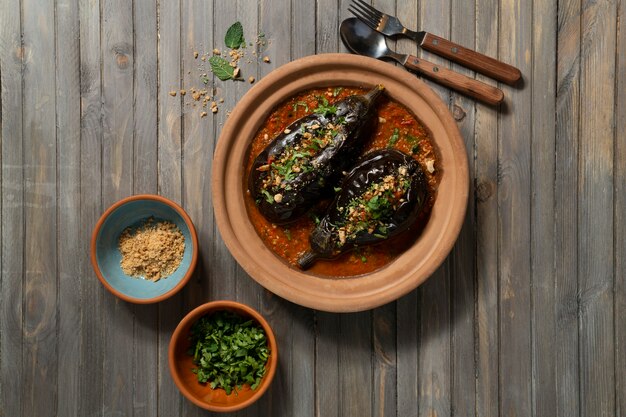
0, 0, 624, 415
555, 0, 581, 415
77, 0, 105, 415
449, 0, 477, 415
474, 0, 500, 416
21, 0, 58, 415
0, 0, 24, 414
498, 0, 533, 415
615, 2, 626, 415
420, 33, 522, 85
55, 0, 82, 414
578, 1, 616, 416
530, 1, 557, 417
403, 55, 504, 105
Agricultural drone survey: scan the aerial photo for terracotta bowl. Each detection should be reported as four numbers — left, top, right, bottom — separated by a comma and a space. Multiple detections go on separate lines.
91, 194, 198, 303
212, 53, 469, 312
168, 301, 278, 412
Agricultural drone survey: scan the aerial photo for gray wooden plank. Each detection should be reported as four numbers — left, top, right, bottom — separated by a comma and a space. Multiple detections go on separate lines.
156, 0, 184, 414
180, 0, 213, 308
340, 311, 373, 417
530, 0, 557, 416
211, 0, 239, 304
101, 0, 135, 414
473, 0, 500, 415
78, 0, 105, 414
497, 0, 533, 415
417, 0, 452, 415
132, 1, 159, 415
615, 1, 626, 414
578, 1, 616, 416
372, 303, 396, 417
21, 0, 58, 414
314, 1, 342, 416
316, 0, 340, 53
448, 0, 477, 414
55, 0, 82, 414
0, 0, 24, 413
394, 2, 420, 416
257, 1, 294, 415
555, 0, 581, 414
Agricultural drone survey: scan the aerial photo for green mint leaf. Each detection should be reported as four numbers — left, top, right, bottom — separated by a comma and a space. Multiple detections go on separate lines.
209, 56, 234, 81
225, 21, 245, 49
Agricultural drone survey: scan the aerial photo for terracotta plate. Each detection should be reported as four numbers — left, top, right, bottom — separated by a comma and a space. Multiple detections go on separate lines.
212, 53, 468, 312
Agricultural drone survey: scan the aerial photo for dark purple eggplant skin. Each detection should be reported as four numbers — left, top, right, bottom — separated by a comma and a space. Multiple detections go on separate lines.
298, 149, 429, 269
248, 85, 384, 225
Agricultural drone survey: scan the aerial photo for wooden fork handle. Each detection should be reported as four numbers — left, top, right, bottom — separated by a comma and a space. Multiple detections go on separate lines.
420, 33, 522, 86
404, 55, 504, 106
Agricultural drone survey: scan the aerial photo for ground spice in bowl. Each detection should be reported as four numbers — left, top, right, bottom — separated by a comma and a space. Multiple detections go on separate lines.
118, 218, 185, 281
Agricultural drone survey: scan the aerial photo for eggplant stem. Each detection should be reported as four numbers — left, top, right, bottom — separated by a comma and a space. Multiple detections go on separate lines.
297, 251, 319, 270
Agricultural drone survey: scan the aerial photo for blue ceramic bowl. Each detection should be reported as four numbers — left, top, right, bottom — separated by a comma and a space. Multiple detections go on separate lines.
91, 195, 198, 303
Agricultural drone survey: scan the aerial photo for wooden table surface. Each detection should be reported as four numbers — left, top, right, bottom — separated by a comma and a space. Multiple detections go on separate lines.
1, 0, 624, 416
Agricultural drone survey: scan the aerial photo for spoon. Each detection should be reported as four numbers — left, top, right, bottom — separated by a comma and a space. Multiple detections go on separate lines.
340, 18, 504, 105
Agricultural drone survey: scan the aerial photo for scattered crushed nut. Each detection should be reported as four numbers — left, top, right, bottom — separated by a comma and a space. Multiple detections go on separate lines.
233, 67, 240, 78
180, 89, 186, 96
263, 56, 270, 63
200, 111, 207, 118
169, 90, 177, 97
213, 48, 221, 55
248, 76, 255, 83
194, 51, 199, 59
273, 193, 283, 203
211, 106, 218, 113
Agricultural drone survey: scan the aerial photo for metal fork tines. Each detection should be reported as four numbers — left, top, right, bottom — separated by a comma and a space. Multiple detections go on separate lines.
348, 0, 420, 41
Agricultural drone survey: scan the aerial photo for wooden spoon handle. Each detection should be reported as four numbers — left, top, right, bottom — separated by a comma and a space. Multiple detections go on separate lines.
420, 32, 522, 85
404, 55, 504, 106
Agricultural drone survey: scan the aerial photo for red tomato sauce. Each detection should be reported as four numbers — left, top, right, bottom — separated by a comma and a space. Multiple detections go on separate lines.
244, 86, 440, 277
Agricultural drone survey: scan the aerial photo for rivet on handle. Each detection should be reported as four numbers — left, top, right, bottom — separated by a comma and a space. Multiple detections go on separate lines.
433, 66, 439, 72
451, 47, 458, 54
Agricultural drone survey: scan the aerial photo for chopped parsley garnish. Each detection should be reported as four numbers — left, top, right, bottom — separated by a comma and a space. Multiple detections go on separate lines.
284, 229, 292, 240
361, 255, 367, 263
313, 96, 337, 116
411, 144, 421, 155
387, 128, 400, 147
293, 101, 309, 112
333, 87, 343, 97
188, 311, 270, 394
261, 189, 274, 204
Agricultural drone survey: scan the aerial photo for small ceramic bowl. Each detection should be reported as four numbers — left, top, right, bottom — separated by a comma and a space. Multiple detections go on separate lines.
168, 301, 278, 412
90, 194, 198, 303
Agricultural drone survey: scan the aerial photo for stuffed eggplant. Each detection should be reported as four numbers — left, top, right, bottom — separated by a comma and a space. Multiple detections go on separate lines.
248, 85, 385, 225
298, 149, 429, 269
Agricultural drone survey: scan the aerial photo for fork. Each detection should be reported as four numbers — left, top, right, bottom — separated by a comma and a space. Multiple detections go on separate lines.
349, 0, 522, 85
